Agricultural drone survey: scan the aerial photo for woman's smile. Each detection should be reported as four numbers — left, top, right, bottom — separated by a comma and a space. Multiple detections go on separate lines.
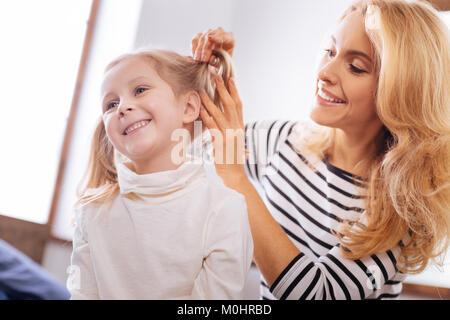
316, 87, 347, 107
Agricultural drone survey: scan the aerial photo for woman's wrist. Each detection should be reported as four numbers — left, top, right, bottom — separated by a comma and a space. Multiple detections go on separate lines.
215, 164, 249, 190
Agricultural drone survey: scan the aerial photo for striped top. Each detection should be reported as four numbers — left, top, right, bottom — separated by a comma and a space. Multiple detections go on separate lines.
244, 120, 407, 300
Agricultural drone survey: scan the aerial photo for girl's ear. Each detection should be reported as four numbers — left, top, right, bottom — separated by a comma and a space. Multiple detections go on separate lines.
182, 90, 201, 124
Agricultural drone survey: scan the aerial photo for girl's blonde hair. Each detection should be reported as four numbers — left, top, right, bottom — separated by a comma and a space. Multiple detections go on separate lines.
75, 48, 235, 207
294, 0, 450, 273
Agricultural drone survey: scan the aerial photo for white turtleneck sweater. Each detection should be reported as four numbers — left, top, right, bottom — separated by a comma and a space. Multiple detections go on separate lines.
69, 159, 253, 300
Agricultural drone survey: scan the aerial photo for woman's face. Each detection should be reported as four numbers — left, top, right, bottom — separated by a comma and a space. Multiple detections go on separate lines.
310, 11, 381, 133
101, 57, 186, 165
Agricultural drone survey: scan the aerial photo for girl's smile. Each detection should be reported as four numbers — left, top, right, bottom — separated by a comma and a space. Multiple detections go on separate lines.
122, 119, 152, 136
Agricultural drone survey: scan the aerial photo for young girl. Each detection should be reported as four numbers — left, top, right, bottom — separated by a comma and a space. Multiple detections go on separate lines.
68, 48, 253, 299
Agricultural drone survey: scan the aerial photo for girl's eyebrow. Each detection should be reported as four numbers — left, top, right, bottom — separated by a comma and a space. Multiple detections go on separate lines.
101, 92, 115, 104
331, 35, 373, 63
101, 76, 152, 102
128, 76, 150, 85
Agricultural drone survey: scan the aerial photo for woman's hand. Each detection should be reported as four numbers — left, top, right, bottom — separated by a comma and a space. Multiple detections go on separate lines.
200, 77, 301, 283
192, 27, 235, 69
199, 75, 247, 186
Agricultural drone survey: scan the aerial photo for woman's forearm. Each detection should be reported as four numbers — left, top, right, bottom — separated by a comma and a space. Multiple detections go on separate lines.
221, 171, 301, 286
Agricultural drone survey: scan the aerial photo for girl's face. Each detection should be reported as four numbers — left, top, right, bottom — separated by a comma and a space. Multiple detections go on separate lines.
310, 11, 381, 133
101, 57, 187, 166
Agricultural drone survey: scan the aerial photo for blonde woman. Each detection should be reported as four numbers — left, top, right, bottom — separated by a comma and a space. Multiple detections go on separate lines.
193, 0, 450, 299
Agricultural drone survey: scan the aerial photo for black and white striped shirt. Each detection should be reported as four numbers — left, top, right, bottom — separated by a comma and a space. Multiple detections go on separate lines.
244, 120, 407, 300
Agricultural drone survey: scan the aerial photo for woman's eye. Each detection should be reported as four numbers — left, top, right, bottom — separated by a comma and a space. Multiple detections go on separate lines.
324, 49, 335, 58
349, 64, 366, 74
135, 87, 148, 95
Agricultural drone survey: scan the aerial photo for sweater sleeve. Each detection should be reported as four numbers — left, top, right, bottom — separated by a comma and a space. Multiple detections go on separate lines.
68, 206, 99, 300
0, 239, 70, 300
190, 192, 254, 299
269, 229, 409, 300
245, 120, 297, 184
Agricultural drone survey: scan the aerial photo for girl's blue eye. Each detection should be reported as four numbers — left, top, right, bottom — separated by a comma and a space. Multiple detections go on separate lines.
136, 87, 147, 95
106, 102, 118, 111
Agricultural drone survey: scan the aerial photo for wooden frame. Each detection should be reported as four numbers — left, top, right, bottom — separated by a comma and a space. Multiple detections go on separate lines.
402, 283, 450, 300
46, 0, 101, 234
0, 215, 49, 264
427, 0, 450, 11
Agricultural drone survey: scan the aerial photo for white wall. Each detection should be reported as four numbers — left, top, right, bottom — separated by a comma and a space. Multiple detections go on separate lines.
133, 0, 353, 123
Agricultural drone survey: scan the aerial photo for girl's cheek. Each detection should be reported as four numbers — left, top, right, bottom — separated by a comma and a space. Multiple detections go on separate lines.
103, 113, 117, 133
102, 112, 112, 125
102, 114, 119, 144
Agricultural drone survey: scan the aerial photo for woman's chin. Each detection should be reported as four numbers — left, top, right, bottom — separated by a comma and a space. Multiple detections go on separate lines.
309, 105, 345, 128
310, 107, 334, 127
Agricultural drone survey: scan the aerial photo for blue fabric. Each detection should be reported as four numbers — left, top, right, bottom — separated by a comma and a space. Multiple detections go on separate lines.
0, 288, 8, 300
0, 239, 70, 300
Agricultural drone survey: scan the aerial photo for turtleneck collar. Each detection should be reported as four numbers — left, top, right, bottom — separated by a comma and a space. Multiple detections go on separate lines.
116, 158, 206, 197
115, 128, 215, 199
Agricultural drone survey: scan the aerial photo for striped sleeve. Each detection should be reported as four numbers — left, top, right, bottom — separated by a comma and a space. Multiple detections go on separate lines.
244, 120, 297, 183
269, 242, 403, 300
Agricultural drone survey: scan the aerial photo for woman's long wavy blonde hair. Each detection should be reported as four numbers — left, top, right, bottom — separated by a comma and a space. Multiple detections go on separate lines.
295, 0, 450, 273
75, 48, 235, 207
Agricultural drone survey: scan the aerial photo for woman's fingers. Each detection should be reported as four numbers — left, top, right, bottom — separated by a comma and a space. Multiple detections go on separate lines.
194, 29, 211, 61
200, 105, 219, 131
200, 30, 224, 63
199, 89, 226, 125
201, 33, 216, 63
191, 32, 202, 57
192, 27, 235, 62
212, 30, 235, 56
227, 78, 244, 125
208, 27, 235, 56
214, 75, 236, 119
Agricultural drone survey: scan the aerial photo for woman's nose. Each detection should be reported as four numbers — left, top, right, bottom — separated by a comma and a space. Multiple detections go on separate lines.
318, 61, 339, 86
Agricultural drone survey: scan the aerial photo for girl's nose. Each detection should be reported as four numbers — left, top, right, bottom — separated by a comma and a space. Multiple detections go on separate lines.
118, 103, 134, 116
